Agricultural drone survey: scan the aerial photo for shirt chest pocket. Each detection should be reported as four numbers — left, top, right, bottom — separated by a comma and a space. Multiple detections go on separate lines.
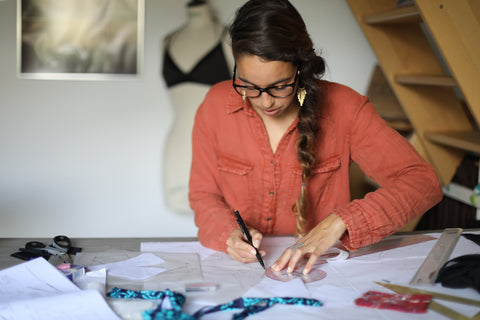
217, 153, 254, 210
288, 155, 341, 207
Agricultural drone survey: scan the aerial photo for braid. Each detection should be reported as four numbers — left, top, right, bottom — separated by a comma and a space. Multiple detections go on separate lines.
293, 55, 324, 236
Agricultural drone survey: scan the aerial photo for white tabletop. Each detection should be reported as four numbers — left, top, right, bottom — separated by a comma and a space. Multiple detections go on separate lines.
1, 232, 479, 320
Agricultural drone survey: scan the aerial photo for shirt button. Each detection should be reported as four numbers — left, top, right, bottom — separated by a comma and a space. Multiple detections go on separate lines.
269, 191, 274, 196
270, 161, 274, 165
266, 217, 272, 221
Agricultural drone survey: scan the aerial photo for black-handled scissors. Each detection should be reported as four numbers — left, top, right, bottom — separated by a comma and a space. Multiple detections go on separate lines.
22, 235, 73, 263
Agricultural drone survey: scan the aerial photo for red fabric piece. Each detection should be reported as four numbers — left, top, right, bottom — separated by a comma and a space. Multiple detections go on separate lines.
355, 291, 431, 313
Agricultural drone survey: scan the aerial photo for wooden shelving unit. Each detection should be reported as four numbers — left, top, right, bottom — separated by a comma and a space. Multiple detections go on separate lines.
347, 0, 480, 186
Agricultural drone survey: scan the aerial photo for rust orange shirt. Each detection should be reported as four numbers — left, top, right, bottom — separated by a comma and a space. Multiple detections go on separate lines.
189, 80, 442, 252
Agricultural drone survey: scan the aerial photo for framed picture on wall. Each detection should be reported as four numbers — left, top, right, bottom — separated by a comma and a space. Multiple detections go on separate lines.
17, 0, 144, 80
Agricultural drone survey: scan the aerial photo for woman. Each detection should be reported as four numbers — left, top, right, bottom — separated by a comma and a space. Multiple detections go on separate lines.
189, 0, 442, 275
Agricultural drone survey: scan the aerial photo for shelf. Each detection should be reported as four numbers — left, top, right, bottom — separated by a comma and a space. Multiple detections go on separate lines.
364, 6, 421, 25
395, 75, 456, 87
425, 131, 480, 154
387, 120, 413, 133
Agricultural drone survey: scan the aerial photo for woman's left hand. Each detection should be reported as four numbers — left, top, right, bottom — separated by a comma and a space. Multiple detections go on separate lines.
271, 213, 347, 274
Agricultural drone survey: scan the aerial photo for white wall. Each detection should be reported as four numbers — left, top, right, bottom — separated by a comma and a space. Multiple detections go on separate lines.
0, 0, 376, 238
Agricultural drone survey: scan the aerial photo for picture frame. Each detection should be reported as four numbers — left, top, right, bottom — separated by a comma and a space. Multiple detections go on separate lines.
17, 0, 145, 80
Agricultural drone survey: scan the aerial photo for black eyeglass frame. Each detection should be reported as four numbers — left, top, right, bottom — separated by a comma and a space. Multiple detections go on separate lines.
232, 65, 300, 98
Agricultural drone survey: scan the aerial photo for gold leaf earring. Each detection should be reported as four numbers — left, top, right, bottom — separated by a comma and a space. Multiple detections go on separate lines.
242, 91, 246, 104
297, 87, 306, 107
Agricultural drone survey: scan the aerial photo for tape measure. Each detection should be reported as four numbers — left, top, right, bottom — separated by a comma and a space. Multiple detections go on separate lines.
410, 228, 463, 285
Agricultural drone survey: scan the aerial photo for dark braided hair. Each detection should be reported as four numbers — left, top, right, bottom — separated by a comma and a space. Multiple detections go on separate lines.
229, 0, 326, 236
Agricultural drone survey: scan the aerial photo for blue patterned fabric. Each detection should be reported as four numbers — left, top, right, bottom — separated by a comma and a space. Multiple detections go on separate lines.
107, 287, 322, 320
108, 287, 181, 301
194, 296, 322, 320
108, 287, 191, 320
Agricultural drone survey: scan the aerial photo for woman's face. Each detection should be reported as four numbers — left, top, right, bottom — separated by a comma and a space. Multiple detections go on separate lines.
235, 55, 299, 120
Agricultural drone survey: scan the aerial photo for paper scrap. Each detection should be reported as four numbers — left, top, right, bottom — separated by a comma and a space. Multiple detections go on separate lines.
88, 253, 166, 281
74, 268, 107, 295
141, 241, 216, 260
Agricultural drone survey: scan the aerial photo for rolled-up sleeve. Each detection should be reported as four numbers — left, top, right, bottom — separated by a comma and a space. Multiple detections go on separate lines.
333, 99, 443, 250
189, 87, 238, 252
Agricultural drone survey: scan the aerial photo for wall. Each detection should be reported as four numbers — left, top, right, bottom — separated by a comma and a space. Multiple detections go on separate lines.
0, 0, 376, 238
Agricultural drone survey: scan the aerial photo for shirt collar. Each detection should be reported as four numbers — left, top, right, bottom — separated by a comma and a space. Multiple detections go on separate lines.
225, 86, 258, 117
226, 85, 251, 111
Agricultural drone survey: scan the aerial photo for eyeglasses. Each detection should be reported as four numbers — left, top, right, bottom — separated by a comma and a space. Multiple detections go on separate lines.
232, 65, 299, 98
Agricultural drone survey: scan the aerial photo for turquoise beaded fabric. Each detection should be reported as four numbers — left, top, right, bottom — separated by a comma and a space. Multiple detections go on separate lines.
107, 287, 322, 320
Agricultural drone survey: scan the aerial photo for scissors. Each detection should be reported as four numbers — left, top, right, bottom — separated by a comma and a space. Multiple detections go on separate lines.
22, 235, 73, 263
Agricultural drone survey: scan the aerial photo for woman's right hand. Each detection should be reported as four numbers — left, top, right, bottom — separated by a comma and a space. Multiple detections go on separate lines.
226, 228, 265, 263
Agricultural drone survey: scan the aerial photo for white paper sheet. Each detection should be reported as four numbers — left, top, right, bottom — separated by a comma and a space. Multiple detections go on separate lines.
0, 257, 78, 303
0, 258, 120, 320
1, 290, 120, 320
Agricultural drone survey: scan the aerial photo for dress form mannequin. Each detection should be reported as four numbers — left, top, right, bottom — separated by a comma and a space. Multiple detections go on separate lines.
162, 1, 234, 213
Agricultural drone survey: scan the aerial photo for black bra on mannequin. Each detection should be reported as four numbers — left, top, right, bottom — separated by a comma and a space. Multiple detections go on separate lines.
162, 39, 231, 87
187, 0, 207, 7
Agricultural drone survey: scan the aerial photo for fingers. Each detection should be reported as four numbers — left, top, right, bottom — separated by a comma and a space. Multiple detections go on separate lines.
286, 245, 306, 273
271, 248, 293, 272
226, 229, 264, 264
271, 242, 302, 272
302, 252, 320, 275
249, 229, 263, 248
